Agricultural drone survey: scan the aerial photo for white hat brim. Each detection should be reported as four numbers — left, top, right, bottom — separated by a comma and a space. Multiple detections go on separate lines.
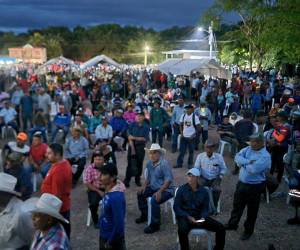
31, 207, 69, 224
0, 187, 21, 197
145, 148, 166, 155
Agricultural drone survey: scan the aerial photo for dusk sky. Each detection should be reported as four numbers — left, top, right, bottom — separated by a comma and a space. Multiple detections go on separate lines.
0, 0, 237, 32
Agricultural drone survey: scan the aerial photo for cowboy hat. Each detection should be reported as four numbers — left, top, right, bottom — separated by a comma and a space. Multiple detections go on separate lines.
31, 193, 69, 224
145, 143, 166, 155
0, 173, 21, 196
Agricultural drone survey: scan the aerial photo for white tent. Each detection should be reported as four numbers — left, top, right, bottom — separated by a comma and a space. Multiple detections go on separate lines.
158, 58, 231, 79
80, 55, 121, 70
37, 56, 79, 73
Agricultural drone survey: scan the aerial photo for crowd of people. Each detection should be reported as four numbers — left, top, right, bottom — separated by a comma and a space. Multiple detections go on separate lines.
0, 66, 300, 250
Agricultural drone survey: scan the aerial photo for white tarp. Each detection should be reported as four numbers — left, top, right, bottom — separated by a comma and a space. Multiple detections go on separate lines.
80, 55, 121, 69
158, 58, 231, 79
37, 56, 79, 73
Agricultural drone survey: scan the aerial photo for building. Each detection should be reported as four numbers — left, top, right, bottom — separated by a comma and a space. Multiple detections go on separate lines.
8, 44, 47, 64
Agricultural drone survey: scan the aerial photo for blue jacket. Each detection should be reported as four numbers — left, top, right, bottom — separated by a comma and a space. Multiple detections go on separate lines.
110, 117, 128, 134
251, 93, 264, 110
99, 191, 126, 244
53, 113, 71, 127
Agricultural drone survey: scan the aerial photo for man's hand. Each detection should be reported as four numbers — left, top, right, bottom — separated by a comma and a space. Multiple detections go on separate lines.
187, 216, 197, 224
153, 191, 162, 202
97, 190, 104, 197
128, 135, 135, 141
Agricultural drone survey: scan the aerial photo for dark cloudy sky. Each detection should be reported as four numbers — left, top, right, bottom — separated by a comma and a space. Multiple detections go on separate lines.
0, 0, 236, 32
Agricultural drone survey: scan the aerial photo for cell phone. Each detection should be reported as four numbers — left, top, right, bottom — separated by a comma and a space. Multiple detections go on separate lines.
196, 219, 205, 223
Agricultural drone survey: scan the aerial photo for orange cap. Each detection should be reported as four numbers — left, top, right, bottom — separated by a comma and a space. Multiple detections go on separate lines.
17, 132, 28, 141
288, 98, 295, 103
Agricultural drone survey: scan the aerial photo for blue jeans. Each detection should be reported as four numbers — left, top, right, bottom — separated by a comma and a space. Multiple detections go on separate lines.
137, 186, 173, 226
172, 124, 180, 151
177, 137, 195, 168
151, 128, 164, 147
51, 125, 69, 143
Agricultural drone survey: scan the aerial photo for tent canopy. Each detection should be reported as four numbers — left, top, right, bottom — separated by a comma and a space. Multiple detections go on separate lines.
37, 56, 79, 73
80, 55, 121, 70
157, 58, 231, 80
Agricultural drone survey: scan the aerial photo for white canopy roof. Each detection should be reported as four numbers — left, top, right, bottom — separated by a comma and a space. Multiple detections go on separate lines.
37, 56, 79, 73
158, 58, 231, 79
80, 55, 121, 69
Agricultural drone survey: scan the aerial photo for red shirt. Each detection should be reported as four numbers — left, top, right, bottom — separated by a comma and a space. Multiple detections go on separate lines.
41, 160, 72, 212
30, 143, 48, 164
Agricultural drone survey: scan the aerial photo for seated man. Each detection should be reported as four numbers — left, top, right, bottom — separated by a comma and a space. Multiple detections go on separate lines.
4, 152, 33, 200
65, 127, 89, 186
51, 105, 71, 143
135, 143, 174, 234
83, 153, 106, 228
0, 173, 35, 249
2, 132, 30, 164
0, 100, 18, 133
194, 140, 227, 213
28, 108, 48, 143
29, 132, 50, 178
31, 193, 70, 249
110, 109, 128, 151
95, 116, 113, 145
88, 109, 102, 134
217, 115, 238, 156
173, 168, 226, 250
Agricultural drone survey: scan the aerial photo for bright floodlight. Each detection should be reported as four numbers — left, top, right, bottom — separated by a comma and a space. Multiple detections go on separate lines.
198, 27, 204, 32
145, 45, 150, 51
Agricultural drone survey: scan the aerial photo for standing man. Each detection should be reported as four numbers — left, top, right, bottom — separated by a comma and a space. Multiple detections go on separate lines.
225, 133, 271, 240
99, 164, 126, 250
124, 110, 150, 188
171, 96, 185, 153
37, 87, 51, 131
194, 101, 211, 148
51, 105, 71, 143
174, 168, 226, 250
20, 91, 34, 131
135, 144, 174, 234
41, 143, 72, 238
174, 104, 200, 169
194, 140, 227, 211
149, 98, 169, 147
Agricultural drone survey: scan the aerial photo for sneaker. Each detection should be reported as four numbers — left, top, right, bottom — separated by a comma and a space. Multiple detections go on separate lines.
144, 224, 160, 234
135, 215, 147, 224
135, 180, 142, 187
240, 231, 252, 241
224, 224, 238, 231
287, 217, 300, 225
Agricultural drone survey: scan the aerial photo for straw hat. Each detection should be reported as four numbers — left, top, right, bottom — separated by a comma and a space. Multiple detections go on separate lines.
0, 173, 21, 196
31, 193, 69, 224
145, 143, 166, 155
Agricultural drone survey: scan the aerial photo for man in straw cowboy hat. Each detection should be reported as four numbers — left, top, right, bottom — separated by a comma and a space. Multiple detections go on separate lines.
0, 173, 35, 249
30, 193, 70, 250
135, 143, 175, 234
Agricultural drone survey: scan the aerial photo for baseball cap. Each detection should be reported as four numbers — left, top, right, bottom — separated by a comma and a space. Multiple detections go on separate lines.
186, 168, 200, 177
249, 132, 264, 142
17, 132, 28, 141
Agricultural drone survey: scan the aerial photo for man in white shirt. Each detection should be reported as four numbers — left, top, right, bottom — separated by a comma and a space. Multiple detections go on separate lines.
174, 104, 200, 169
95, 116, 113, 145
0, 173, 36, 250
0, 101, 18, 133
194, 140, 227, 212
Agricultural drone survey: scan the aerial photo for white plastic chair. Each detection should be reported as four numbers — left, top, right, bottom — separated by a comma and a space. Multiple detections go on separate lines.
189, 229, 213, 250
87, 200, 103, 227
266, 188, 270, 204
253, 123, 259, 133
147, 197, 176, 226
1, 125, 17, 139
177, 135, 181, 150
219, 139, 231, 156
32, 173, 39, 192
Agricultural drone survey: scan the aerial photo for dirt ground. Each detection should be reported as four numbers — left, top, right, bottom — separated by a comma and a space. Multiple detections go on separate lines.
65, 127, 299, 250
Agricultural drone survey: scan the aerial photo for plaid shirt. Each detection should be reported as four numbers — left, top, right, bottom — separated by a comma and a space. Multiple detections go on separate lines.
30, 223, 70, 250
83, 163, 102, 189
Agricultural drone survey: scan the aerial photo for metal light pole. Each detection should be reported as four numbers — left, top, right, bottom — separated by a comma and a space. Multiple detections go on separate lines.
144, 44, 150, 66
209, 21, 214, 59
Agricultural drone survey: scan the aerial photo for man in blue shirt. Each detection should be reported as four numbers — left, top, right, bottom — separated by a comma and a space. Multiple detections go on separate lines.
171, 96, 184, 153
51, 105, 71, 143
174, 168, 225, 250
135, 144, 174, 234
99, 164, 126, 250
110, 109, 128, 151
65, 127, 89, 187
225, 133, 271, 240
